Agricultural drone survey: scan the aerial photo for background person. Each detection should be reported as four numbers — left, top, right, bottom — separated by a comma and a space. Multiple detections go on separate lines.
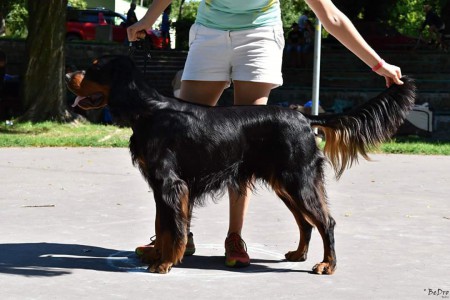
160, 6, 171, 49
420, 4, 446, 49
0, 13, 6, 36
126, 2, 138, 27
285, 22, 304, 67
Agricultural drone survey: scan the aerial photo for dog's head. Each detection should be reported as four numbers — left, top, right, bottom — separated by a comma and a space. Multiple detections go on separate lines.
65, 55, 136, 110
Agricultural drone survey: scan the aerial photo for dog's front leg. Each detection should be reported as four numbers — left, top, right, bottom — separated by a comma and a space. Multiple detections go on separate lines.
149, 230, 187, 274
138, 209, 163, 265
273, 188, 313, 262
148, 179, 189, 274
285, 217, 313, 262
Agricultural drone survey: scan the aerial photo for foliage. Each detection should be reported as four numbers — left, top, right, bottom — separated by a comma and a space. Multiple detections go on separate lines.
68, 0, 87, 9
171, 0, 200, 49
1, 0, 86, 38
0, 0, 450, 38
177, 0, 200, 20
0, 0, 26, 17
2, 0, 448, 42
389, 0, 441, 38
280, 0, 310, 28
4, 2, 28, 38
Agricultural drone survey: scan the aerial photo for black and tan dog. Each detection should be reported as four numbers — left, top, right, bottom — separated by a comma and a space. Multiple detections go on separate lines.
66, 55, 415, 274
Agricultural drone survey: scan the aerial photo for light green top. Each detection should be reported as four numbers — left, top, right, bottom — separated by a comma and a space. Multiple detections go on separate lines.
195, 0, 282, 30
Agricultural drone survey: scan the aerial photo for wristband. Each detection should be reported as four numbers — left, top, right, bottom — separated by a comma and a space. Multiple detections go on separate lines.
371, 60, 385, 72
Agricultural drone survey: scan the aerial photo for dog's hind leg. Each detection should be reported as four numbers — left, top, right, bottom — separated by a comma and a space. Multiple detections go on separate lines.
148, 177, 190, 274
312, 215, 336, 275
298, 174, 337, 275
271, 167, 337, 275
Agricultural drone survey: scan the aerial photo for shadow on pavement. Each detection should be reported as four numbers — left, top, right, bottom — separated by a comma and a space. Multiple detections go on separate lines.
0, 243, 126, 277
0, 243, 313, 276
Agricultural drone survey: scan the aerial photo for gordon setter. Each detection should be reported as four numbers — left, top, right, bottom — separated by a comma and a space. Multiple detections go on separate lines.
66, 55, 416, 274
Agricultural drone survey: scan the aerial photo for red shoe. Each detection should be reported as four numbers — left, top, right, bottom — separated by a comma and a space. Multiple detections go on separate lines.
135, 235, 156, 258
224, 233, 250, 267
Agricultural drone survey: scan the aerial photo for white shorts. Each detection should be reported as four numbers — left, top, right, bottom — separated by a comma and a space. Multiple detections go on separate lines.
181, 23, 285, 88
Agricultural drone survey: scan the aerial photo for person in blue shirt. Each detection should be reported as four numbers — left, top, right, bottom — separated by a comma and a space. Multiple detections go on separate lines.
160, 6, 171, 49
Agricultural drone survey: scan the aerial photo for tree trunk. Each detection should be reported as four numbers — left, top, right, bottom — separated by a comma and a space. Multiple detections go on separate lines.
21, 0, 73, 122
177, 0, 185, 20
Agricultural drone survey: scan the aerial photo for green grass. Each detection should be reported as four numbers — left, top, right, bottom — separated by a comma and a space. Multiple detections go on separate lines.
1, 121, 450, 155
379, 138, 450, 155
0, 121, 131, 147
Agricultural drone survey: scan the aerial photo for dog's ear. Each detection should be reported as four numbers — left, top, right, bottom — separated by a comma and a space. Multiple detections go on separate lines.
85, 55, 136, 85
109, 56, 137, 83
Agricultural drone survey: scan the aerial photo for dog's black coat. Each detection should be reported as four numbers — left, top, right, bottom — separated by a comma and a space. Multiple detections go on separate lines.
66, 55, 416, 274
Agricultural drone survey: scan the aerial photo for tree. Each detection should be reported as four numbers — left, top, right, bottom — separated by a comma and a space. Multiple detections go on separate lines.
280, 0, 309, 28
20, 0, 72, 122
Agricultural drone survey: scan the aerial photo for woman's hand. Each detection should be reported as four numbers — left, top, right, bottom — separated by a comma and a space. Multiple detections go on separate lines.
127, 22, 150, 42
126, 0, 172, 42
375, 62, 404, 87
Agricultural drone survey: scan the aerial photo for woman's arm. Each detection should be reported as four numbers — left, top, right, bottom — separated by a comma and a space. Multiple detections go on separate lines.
127, 0, 172, 41
305, 0, 403, 87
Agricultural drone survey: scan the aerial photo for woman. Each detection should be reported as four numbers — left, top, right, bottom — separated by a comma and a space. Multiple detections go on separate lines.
128, 0, 403, 268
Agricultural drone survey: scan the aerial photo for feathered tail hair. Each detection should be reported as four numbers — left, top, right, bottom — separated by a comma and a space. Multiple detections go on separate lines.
307, 76, 416, 178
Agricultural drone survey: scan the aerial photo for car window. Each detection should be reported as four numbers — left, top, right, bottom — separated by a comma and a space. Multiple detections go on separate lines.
67, 10, 80, 22
78, 12, 99, 23
66, 9, 127, 28
103, 13, 126, 26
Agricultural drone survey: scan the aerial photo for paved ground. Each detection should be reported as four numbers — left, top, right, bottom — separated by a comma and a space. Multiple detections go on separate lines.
0, 148, 449, 300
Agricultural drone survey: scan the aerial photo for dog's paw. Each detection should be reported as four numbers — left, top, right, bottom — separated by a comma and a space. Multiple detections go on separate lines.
312, 262, 336, 275
285, 250, 307, 262
138, 247, 160, 264
148, 261, 173, 274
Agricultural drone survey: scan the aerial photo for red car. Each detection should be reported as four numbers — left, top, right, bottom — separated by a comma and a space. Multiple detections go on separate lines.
66, 7, 166, 48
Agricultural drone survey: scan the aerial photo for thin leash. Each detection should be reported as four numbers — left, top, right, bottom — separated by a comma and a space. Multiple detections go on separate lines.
128, 34, 152, 75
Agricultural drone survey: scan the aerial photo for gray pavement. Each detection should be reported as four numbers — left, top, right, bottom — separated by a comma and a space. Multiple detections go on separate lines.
0, 148, 449, 300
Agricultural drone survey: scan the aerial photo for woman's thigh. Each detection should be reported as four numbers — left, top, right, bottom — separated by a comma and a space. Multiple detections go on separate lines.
232, 81, 273, 105
180, 80, 229, 106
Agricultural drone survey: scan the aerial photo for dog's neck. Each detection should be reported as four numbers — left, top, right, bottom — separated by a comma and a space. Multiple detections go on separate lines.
108, 73, 170, 125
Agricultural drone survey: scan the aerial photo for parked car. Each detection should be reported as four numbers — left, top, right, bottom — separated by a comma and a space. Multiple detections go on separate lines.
66, 7, 166, 48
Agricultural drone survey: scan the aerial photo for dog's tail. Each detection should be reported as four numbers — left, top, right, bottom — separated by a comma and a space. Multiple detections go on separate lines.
306, 76, 416, 178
